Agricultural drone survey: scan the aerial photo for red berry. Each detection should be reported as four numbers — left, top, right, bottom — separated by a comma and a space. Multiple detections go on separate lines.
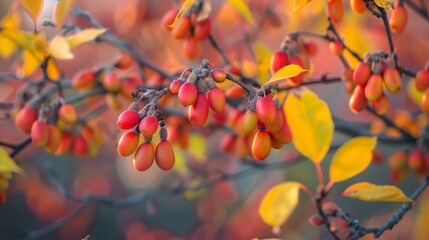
72, 69, 96, 89
114, 55, 133, 69
207, 87, 226, 113
15, 106, 38, 134
169, 79, 184, 94
389, 4, 407, 34
31, 121, 49, 147
73, 135, 88, 157
349, 85, 368, 113
178, 82, 197, 106
44, 125, 62, 153
304, 41, 318, 56
58, 104, 77, 125
188, 92, 209, 127
256, 96, 276, 125
353, 62, 371, 86
266, 108, 284, 133
329, 40, 343, 55
133, 142, 154, 171
117, 131, 140, 157
102, 71, 120, 93
155, 140, 175, 170
271, 121, 292, 144
270, 51, 289, 74
117, 109, 140, 130
288, 56, 305, 85
139, 115, 159, 138
55, 133, 74, 155
183, 36, 201, 59
194, 18, 211, 40
415, 69, 429, 92
161, 9, 179, 30
172, 16, 191, 39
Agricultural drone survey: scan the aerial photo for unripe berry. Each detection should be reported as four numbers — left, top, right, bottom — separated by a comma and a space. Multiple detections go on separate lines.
372, 94, 389, 115
207, 88, 226, 113
117, 131, 140, 157
102, 71, 120, 93
114, 54, 133, 70
388, 150, 408, 170
365, 74, 383, 101
117, 109, 140, 130
58, 104, 77, 125
353, 62, 371, 86
408, 148, 424, 171
31, 121, 49, 147
421, 88, 429, 112
349, 85, 368, 113
194, 18, 211, 40
133, 142, 154, 171
72, 69, 96, 89
328, 0, 344, 23
178, 82, 197, 106
242, 110, 258, 133
211, 69, 226, 83
266, 108, 284, 133
139, 115, 159, 138
44, 125, 62, 153
55, 133, 74, 155
383, 68, 402, 94
183, 36, 201, 60
251, 130, 271, 160
172, 16, 191, 39
350, 0, 366, 13
161, 9, 179, 30
188, 92, 209, 127
270, 51, 289, 74
389, 5, 407, 34
256, 96, 276, 125
329, 40, 343, 55
390, 168, 408, 183
169, 79, 184, 94
415, 69, 429, 92
288, 56, 305, 85
155, 140, 175, 170
15, 106, 38, 134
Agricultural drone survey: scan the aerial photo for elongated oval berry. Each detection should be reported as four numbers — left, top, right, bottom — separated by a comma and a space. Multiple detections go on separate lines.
161, 9, 179, 30
365, 74, 383, 101
45, 125, 62, 153
242, 110, 258, 133
183, 36, 201, 59
211, 68, 226, 83
266, 108, 284, 133
328, 0, 344, 23
73, 135, 88, 157
415, 69, 429, 92
133, 142, 154, 171
178, 82, 197, 106
102, 71, 120, 93
270, 51, 289, 74
170, 79, 184, 94
114, 55, 133, 70
372, 94, 389, 115
256, 96, 276, 125
353, 62, 371, 85
329, 40, 343, 55
408, 148, 424, 171
31, 121, 49, 147
58, 104, 77, 125
155, 140, 175, 170
55, 133, 74, 155
288, 56, 305, 86
139, 115, 159, 138
350, 0, 366, 13
389, 4, 407, 34
194, 18, 211, 40
15, 106, 38, 134
172, 16, 191, 39
349, 85, 368, 113
383, 68, 402, 94
207, 88, 226, 113
251, 130, 271, 160
117, 131, 140, 157
117, 109, 140, 130
188, 92, 209, 127
72, 69, 96, 89
271, 122, 292, 144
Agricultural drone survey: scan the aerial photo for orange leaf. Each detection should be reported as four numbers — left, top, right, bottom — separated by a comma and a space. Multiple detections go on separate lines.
53, 0, 76, 30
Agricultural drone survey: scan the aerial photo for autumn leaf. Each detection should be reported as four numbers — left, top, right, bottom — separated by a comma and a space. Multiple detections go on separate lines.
46, 58, 62, 81
66, 28, 106, 48
292, 0, 313, 15
226, 0, 255, 25
259, 182, 302, 229
0, 148, 23, 174
16, 50, 40, 78
264, 64, 308, 86
168, 0, 197, 28
343, 182, 412, 202
329, 136, 377, 183
253, 42, 272, 84
0, 12, 20, 58
53, 0, 77, 30
285, 88, 334, 163
20, 0, 43, 26
373, 0, 394, 10
47, 35, 74, 59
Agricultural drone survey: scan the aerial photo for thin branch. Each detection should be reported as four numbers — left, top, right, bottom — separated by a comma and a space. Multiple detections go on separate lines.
9, 138, 32, 158
208, 35, 231, 65
404, 0, 429, 22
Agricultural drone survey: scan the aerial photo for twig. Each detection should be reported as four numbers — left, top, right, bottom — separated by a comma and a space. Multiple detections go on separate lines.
208, 35, 231, 65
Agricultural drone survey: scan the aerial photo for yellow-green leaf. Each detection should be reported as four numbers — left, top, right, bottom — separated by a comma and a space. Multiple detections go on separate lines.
373, 0, 394, 10
285, 88, 334, 163
53, 0, 76, 30
292, 0, 313, 15
259, 182, 301, 229
226, 0, 255, 25
329, 136, 377, 183
20, 0, 43, 26
265, 64, 308, 86
66, 28, 106, 48
343, 182, 412, 202
188, 134, 206, 162
47, 35, 73, 59
253, 42, 272, 84
0, 148, 23, 174
168, 0, 196, 28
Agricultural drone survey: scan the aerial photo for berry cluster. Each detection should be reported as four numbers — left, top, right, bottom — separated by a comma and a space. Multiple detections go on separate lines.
388, 148, 429, 183
349, 54, 402, 114
414, 64, 429, 112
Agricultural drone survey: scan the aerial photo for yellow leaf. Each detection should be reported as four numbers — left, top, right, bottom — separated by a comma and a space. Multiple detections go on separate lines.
188, 134, 206, 162
66, 28, 106, 48
53, 0, 76, 30
343, 182, 412, 202
0, 148, 23, 174
47, 35, 73, 59
168, 0, 197, 28
46, 58, 61, 81
265, 64, 308, 86
16, 50, 41, 78
0, 13, 20, 58
226, 0, 255, 25
373, 0, 394, 10
285, 88, 334, 163
253, 42, 272, 84
407, 79, 423, 106
329, 136, 377, 183
20, 0, 44, 26
259, 182, 302, 229
292, 0, 313, 15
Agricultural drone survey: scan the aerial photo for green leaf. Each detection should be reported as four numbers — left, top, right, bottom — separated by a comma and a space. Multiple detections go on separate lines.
226, 0, 255, 25
0, 148, 23, 174
343, 182, 412, 202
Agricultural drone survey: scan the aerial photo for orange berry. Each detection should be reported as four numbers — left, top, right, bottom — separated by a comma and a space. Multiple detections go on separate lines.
133, 142, 154, 171
58, 104, 77, 125
329, 40, 343, 55
271, 122, 292, 144
353, 62, 371, 86
114, 55, 133, 69
421, 88, 429, 112
178, 82, 197, 106
225, 86, 245, 99
117, 131, 140, 157
207, 87, 226, 113
169, 79, 184, 94
139, 115, 159, 138
350, 0, 366, 13
256, 96, 276, 125
211, 68, 226, 83
188, 92, 209, 127
349, 85, 367, 112
304, 41, 318, 56
172, 16, 191, 39
389, 5, 407, 34
55, 133, 74, 155
415, 69, 429, 92
44, 125, 62, 153
388, 150, 408, 170
161, 9, 179, 30
251, 130, 271, 160
408, 148, 424, 171
372, 94, 389, 115
15, 106, 38, 134
308, 214, 324, 226
266, 108, 284, 133
328, 0, 344, 23
183, 36, 201, 59
155, 140, 175, 170
270, 51, 289, 74
365, 74, 383, 101
31, 121, 49, 147
72, 69, 96, 89
102, 71, 120, 93
221, 134, 236, 154
383, 68, 402, 94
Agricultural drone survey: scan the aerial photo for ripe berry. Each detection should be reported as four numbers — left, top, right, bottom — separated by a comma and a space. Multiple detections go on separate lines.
421, 88, 429, 112
211, 68, 226, 83
415, 69, 429, 92
114, 54, 133, 70
155, 140, 175, 170
102, 71, 120, 93
390, 168, 408, 183
383, 68, 402, 94
73, 135, 88, 157
72, 69, 96, 90
350, 0, 366, 13
15, 106, 38, 134
133, 142, 154, 171
388, 150, 408, 170
271, 122, 292, 144
365, 74, 383, 101
349, 85, 367, 113
139, 115, 159, 138
304, 41, 317, 56
183, 36, 201, 59
389, 4, 407, 34
117, 131, 140, 157
58, 104, 77, 125
178, 82, 197, 106
266, 108, 284, 133
328, 0, 344, 23
372, 94, 389, 115
329, 40, 343, 55
194, 18, 211, 40
256, 96, 276, 125
308, 214, 324, 226
288, 56, 305, 85
270, 135, 284, 149
169, 79, 184, 94
353, 62, 371, 86
117, 109, 140, 130
408, 148, 424, 171
161, 9, 179, 30
44, 125, 62, 153
242, 110, 258, 133
172, 16, 191, 39
188, 92, 209, 127
270, 51, 289, 74
251, 130, 271, 160
31, 121, 49, 147
55, 133, 74, 155
225, 86, 245, 99
207, 87, 226, 113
